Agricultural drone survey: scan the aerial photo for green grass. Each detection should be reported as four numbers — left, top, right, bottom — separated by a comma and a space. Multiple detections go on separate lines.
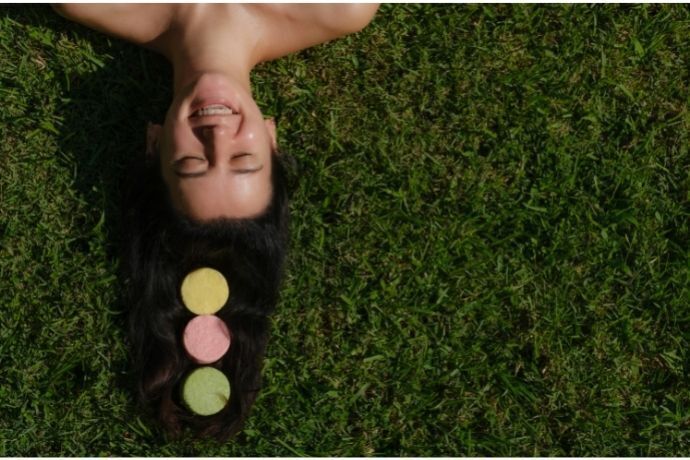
1, 3, 689, 456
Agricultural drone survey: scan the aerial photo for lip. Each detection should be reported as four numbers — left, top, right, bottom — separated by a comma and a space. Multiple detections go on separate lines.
188, 114, 242, 130
189, 99, 240, 118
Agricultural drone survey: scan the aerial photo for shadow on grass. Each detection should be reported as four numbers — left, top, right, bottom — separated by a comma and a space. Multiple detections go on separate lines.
1, 4, 174, 440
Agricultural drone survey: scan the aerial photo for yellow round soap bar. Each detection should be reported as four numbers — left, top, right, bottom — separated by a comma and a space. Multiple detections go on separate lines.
180, 267, 229, 315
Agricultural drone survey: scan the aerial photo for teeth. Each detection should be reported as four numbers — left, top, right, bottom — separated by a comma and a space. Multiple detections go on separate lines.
195, 105, 235, 116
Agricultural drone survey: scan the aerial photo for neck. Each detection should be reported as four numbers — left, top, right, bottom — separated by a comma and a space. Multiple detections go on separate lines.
163, 5, 259, 96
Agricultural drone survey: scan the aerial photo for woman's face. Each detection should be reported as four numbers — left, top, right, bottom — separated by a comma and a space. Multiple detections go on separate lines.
149, 73, 277, 221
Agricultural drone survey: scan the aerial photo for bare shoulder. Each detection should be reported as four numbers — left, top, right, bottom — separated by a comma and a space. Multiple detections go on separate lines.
254, 4, 380, 62
290, 4, 381, 34
52, 4, 174, 49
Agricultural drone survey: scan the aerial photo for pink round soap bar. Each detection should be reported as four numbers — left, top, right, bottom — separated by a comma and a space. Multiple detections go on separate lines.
183, 315, 231, 364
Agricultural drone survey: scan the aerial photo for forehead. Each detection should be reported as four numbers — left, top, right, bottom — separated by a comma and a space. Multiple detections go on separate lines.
168, 165, 273, 220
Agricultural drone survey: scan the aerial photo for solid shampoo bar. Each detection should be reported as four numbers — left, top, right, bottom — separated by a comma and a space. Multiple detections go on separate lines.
180, 267, 229, 315
183, 315, 231, 364
181, 366, 231, 416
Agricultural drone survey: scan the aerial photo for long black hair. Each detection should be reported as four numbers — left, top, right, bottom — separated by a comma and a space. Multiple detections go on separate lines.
120, 144, 293, 440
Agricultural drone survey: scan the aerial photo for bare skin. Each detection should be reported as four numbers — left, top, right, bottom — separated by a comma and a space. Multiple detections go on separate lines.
53, 4, 379, 220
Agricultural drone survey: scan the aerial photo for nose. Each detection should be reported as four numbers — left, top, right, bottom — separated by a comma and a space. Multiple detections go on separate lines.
202, 125, 225, 141
198, 114, 241, 140
202, 121, 240, 140
201, 123, 239, 154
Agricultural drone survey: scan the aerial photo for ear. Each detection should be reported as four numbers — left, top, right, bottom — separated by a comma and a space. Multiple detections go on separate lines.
146, 122, 163, 158
264, 118, 278, 151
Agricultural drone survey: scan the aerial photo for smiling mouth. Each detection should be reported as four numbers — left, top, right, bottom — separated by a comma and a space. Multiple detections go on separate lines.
191, 104, 238, 118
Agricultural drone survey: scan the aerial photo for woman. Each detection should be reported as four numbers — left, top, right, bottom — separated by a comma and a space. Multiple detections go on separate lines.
53, 4, 379, 441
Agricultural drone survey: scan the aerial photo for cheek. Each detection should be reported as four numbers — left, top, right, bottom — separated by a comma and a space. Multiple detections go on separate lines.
164, 118, 200, 157
170, 125, 193, 152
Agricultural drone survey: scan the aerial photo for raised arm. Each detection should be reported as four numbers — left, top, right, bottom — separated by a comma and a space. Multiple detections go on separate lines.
52, 4, 173, 52
255, 4, 380, 62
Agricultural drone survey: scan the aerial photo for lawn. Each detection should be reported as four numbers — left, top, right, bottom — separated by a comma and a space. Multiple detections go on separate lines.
0, 3, 689, 456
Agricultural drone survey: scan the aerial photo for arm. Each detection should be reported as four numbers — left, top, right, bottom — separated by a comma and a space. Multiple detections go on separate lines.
52, 4, 173, 52
256, 4, 380, 62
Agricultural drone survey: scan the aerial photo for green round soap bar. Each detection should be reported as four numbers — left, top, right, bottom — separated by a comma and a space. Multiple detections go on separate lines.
182, 367, 231, 416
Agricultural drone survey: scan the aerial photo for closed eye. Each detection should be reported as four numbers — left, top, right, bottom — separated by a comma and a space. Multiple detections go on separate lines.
174, 156, 207, 176
175, 156, 206, 165
173, 164, 264, 178
233, 164, 264, 174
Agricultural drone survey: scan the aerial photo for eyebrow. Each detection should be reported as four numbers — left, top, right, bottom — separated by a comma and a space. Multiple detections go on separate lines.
174, 165, 264, 178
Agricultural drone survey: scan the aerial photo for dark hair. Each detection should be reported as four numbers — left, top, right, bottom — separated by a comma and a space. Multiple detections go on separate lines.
120, 146, 292, 441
